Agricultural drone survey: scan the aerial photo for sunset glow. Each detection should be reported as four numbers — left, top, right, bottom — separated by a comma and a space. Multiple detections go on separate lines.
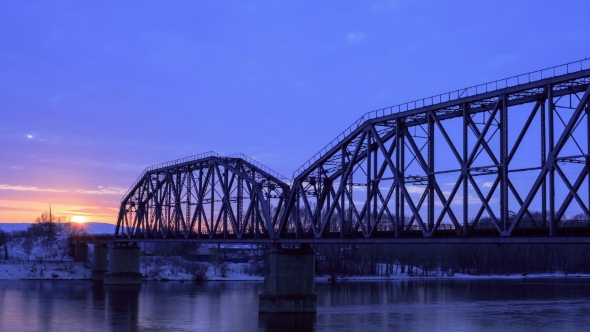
1, 2, 588, 227
71, 216, 87, 223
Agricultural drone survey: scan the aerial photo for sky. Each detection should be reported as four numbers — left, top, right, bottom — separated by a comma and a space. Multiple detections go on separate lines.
1, 0, 588, 224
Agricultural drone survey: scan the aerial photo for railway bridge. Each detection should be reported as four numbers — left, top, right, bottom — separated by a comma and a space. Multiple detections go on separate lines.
106, 59, 590, 312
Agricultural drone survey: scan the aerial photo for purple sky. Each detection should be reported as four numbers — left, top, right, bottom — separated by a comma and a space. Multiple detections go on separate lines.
1, 1, 588, 223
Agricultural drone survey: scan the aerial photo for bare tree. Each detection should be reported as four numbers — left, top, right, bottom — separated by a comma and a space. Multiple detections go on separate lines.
35, 211, 69, 238
22, 236, 35, 261
63, 222, 88, 237
0, 231, 8, 260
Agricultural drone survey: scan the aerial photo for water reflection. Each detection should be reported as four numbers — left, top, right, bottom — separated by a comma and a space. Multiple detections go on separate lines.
104, 285, 141, 331
258, 313, 316, 332
1, 279, 590, 331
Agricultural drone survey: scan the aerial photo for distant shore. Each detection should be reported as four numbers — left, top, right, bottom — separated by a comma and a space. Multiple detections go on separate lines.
2, 259, 590, 282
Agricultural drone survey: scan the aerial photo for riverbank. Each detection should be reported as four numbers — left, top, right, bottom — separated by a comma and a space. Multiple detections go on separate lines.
1, 259, 590, 281
0, 260, 92, 280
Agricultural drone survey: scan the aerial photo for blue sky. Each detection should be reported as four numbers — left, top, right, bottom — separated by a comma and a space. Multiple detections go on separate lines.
1, 0, 588, 222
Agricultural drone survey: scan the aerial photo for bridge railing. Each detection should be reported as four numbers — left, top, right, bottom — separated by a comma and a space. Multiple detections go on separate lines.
227, 153, 290, 183
292, 58, 590, 179
121, 151, 221, 201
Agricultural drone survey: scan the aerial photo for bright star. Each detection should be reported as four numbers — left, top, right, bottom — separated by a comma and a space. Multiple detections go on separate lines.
27, 135, 33, 138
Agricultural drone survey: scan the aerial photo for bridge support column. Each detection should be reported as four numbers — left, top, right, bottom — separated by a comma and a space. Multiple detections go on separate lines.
103, 243, 142, 285
258, 244, 317, 313
73, 243, 88, 262
91, 244, 109, 283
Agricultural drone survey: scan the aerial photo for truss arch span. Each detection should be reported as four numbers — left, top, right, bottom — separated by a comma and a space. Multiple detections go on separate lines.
278, 60, 590, 240
115, 59, 590, 242
116, 153, 290, 240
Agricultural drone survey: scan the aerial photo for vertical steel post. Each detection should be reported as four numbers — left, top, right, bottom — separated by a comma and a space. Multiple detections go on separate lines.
267, 180, 271, 220
463, 103, 469, 236
373, 134, 378, 231
198, 164, 203, 238
211, 163, 215, 236
500, 95, 509, 234
186, 169, 191, 235
348, 171, 353, 233
548, 85, 555, 235
400, 125, 405, 230
341, 146, 346, 237
157, 176, 162, 236
238, 165, 243, 231
251, 190, 256, 236
320, 164, 323, 229
428, 112, 435, 232
395, 122, 400, 236
254, 170, 260, 237
254, 195, 259, 237
366, 129, 372, 230
223, 167, 228, 238
396, 118, 405, 233
155, 174, 159, 236
326, 172, 330, 234
541, 99, 547, 226
166, 171, 171, 235
296, 186, 300, 238
175, 170, 180, 237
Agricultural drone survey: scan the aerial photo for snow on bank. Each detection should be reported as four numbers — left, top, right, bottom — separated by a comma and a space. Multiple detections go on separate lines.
139, 261, 264, 282
2, 258, 589, 282
2, 227, 590, 282
0, 260, 92, 280
0, 260, 265, 281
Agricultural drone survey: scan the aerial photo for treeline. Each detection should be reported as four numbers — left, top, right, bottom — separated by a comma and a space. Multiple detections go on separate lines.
314, 243, 590, 277
1, 212, 89, 261
7, 211, 88, 240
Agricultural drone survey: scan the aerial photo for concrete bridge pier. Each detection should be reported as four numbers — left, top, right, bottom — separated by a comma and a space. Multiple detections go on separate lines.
91, 244, 109, 282
73, 243, 88, 262
258, 244, 317, 313
103, 242, 142, 285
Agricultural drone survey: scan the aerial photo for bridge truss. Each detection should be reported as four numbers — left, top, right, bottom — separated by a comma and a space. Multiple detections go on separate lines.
116, 152, 290, 240
116, 60, 590, 243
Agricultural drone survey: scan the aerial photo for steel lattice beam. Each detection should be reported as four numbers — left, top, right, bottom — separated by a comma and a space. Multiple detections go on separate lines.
115, 155, 290, 240
279, 65, 590, 240
116, 60, 590, 242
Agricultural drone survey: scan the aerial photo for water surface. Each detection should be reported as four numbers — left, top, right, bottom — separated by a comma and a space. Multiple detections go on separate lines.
1, 279, 589, 331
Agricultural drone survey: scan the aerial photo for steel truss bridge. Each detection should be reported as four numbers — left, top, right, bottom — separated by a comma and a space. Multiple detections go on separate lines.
116, 59, 590, 244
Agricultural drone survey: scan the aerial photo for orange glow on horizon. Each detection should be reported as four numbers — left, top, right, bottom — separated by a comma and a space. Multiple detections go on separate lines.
0, 199, 118, 224
71, 215, 87, 223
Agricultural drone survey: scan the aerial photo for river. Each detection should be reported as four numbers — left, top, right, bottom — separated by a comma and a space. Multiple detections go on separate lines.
1, 279, 589, 331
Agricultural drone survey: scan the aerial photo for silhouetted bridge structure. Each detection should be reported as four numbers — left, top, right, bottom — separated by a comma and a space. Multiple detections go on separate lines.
115, 59, 590, 245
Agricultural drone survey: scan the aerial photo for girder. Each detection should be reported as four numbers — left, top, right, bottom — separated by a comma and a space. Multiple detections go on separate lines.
280, 59, 590, 240
115, 154, 290, 240
116, 59, 590, 242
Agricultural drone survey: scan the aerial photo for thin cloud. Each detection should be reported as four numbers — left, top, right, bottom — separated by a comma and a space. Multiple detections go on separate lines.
377, 185, 426, 195
0, 184, 68, 193
0, 184, 126, 195
346, 32, 365, 43
370, 1, 398, 11
63, 206, 120, 216
76, 186, 127, 195
0, 206, 41, 212
406, 185, 425, 195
